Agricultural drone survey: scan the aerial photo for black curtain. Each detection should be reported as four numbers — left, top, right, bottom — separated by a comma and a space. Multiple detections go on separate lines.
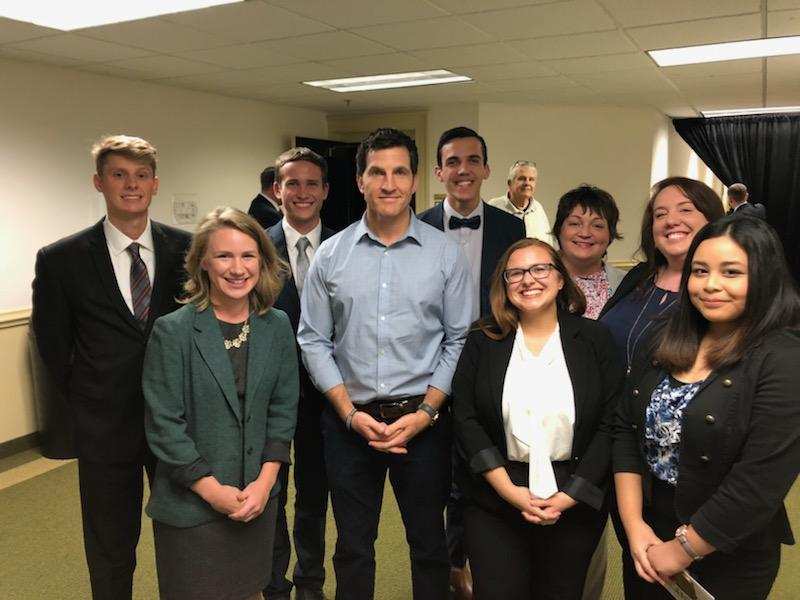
673, 114, 800, 280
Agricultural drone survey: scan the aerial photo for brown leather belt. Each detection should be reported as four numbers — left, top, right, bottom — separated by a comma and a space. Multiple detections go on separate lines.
356, 395, 425, 423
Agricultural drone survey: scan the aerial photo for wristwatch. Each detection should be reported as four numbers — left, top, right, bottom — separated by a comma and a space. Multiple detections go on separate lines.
675, 524, 703, 561
417, 402, 439, 426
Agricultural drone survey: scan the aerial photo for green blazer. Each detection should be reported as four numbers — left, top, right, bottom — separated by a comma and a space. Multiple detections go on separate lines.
143, 303, 299, 528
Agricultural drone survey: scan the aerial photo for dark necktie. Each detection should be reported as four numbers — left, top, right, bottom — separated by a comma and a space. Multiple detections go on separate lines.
128, 242, 151, 327
448, 215, 481, 230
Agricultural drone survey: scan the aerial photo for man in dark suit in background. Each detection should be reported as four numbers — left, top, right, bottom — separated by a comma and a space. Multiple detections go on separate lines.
265, 147, 335, 600
31, 135, 190, 600
418, 126, 524, 599
249, 165, 282, 228
727, 182, 766, 219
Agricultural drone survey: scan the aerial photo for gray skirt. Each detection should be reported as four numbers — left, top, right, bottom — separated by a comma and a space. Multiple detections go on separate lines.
153, 498, 277, 600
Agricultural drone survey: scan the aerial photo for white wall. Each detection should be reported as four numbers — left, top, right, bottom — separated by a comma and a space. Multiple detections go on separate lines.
0, 57, 327, 311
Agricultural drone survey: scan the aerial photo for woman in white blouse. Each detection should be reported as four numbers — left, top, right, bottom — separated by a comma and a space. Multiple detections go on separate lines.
452, 238, 624, 599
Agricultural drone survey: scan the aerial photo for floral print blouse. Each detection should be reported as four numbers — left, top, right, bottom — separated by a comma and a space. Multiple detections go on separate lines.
644, 375, 704, 485
572, 269, 610, 320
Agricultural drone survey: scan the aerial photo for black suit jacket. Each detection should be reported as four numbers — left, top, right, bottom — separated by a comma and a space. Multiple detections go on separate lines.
613, 329, 800, 553
248, 194, 282, 229
418, 202, 524, 318
267, 220, 335, 406
31, 219, 191, 462
452, 313, 624, 514
733, 201, 767, 220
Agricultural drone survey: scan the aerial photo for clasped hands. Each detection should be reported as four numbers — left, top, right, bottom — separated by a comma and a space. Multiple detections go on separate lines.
627, 521, 693, 586
194, 477, 273, 523
351, 410, 430, 455
507, 486, 577, 526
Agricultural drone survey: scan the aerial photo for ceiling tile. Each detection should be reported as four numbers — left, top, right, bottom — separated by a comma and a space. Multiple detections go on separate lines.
0, 17, 59, 44
352, 17, 493, 50
174, 41, 302, 69
672, 70, 762, 93
508, 30, 636, 60
662, 58, 762, 83
767, 9, 800, 36
461, 1, 616, 41
570, 67, 677, 93
265, 0, 446, 28
766, 54, 800, 75
75, 17, 229, 53
261, 31, 395, 61
102, 55, 224, 79
0, 46, 86, 67
544, 52, 654, 75
409, 43, 528, 68
163, 2, 333, 43
483, 75, 583, 93
8, 34, 153, 62
768, 0, 800, 9
459, 61, 556, 81
429, 0, 561, 12
164, 62, 344, 89
627, 14, 761, 50
689, 91, 764, 110
599, 0, 759, 27
319, 53, 431, 76
74, 62, 151, 80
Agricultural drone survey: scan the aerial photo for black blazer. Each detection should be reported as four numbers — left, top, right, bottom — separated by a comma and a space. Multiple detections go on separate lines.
267, 220, 335, 405
418, 202, 525, 317
613, 329, 800, 553
248, 194, 281, 229
733, 202, 767, 220
31, 219, 191, 461
452, 312, 624, 514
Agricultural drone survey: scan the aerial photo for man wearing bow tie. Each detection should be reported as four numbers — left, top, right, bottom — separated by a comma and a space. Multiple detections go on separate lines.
418, 127, 524, 599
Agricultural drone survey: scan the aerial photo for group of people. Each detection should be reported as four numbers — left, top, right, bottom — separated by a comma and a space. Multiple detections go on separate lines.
30, 127, 799, 600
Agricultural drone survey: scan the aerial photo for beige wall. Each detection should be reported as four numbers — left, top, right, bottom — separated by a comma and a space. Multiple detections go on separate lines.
0, 312, 36, 445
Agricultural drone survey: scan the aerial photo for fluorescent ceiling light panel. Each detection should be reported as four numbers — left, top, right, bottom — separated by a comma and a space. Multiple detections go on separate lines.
649, 35, 800, 67
701, 106, 800, 117
304, 70, 472, 93
0, 0, 242, 31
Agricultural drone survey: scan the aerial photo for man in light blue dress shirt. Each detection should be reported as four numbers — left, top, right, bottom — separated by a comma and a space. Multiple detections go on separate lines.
298, 128, 473, 600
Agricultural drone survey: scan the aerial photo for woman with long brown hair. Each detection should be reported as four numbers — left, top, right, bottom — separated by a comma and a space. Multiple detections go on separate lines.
452, 238, 623, 599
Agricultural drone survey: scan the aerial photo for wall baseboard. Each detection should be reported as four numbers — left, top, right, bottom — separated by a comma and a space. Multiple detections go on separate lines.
0, 432, 39, 460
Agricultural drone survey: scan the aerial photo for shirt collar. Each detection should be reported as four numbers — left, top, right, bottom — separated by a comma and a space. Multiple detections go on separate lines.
443, 198, 484, 222
260, 192, 281, 212
282, 218, 322, 251
103, 217, 153, 257
355, 209, 422, 247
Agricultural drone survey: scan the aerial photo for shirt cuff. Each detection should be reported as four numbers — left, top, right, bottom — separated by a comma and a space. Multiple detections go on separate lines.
561, 474, 604, 511
429, 366, 455, 396
310, 361, 344, 396
261, 439, 291, 464
469, 446, 506, 474
169, 457, 213, 489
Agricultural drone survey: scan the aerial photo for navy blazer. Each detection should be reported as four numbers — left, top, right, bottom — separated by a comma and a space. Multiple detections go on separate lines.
452, 313, 624, 513
614, 328, 800, 553
418, 202, 525, 318
248, 194, 281, 229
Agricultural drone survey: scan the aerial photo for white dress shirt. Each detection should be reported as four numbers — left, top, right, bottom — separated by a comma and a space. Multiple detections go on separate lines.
103, 217, 155, 315
442, 198, 483, 323
502, 324, 575, 498
282, 219, 321, 292
488, 194, 556, 247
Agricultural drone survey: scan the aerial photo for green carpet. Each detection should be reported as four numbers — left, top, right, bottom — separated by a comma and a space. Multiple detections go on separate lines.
0, 459, 797, 599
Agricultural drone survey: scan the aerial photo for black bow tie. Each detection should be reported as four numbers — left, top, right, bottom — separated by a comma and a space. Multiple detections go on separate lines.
448, 215, 481, 230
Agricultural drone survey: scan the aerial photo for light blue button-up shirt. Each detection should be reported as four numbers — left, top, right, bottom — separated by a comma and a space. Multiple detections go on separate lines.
297, 211, 474, 404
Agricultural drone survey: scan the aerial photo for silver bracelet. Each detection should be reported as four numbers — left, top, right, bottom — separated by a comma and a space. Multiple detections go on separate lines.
345, 407, 358, 431
675, 524, 703, 561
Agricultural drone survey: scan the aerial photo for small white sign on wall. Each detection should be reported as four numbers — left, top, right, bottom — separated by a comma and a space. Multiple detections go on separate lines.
173, 194, 198, 225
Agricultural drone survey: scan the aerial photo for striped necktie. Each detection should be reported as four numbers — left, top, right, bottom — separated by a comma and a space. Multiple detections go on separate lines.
127, 242, 151, 327
295, 236, 311, 292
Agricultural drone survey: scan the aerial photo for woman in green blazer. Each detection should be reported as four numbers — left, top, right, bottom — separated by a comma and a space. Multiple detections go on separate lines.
143, 207, 299, 600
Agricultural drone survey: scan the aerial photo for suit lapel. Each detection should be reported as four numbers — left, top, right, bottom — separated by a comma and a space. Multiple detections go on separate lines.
87, 220, 143, 336
559, 313, 589, 430
488, 333, 515, 426
273, 225, 301, 321
429, 203, 446, 231
244, 312, 277, 420
480, 206, 500, 298
193, 307, 241, 421
148, 221, 175, 332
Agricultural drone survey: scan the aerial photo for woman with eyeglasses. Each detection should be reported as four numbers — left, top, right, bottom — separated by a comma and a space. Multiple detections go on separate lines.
452, 238, 624, 599
614, 216, 800, 599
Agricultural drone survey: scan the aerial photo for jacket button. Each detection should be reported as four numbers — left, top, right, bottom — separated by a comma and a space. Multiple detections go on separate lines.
247, 447, 253, 455
705, 414, 715, 424
573, 456, 580, 462
632, 424, 638, 430
632, 389, 640, 397
722, 378, 732, 387
700, 454, 711, 462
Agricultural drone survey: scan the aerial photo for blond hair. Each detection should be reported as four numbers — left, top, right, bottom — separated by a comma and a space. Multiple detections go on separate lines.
91, 134, 157, 175
182, 207, 288, 314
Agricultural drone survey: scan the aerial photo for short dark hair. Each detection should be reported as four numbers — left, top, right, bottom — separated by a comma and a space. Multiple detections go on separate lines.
275, 147, 328, 184
356, 128, 418, 177
727, 182, 748, 203
552, 184, 623, 245
639, 176, 725, 281
260, 166, 276, 192
655, 215, 800, 372
436, 126, 488, 167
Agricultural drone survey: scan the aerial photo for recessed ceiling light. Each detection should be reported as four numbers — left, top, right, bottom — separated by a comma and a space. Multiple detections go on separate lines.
649, 35, 800, 67
0, 0, 242, 31
303, 70, 472, 93
700, 106, 800, 117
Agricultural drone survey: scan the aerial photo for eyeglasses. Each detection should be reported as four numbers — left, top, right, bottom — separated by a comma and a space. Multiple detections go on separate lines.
502, 263, 555, 283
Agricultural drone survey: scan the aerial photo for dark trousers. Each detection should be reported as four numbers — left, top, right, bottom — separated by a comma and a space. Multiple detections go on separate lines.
267, 395, 329, 597
619, 479, 781, 600
322, 404, 451, 600
464, 498, 606, 600
77, 453, 155, 600
445, 449, 466, 568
